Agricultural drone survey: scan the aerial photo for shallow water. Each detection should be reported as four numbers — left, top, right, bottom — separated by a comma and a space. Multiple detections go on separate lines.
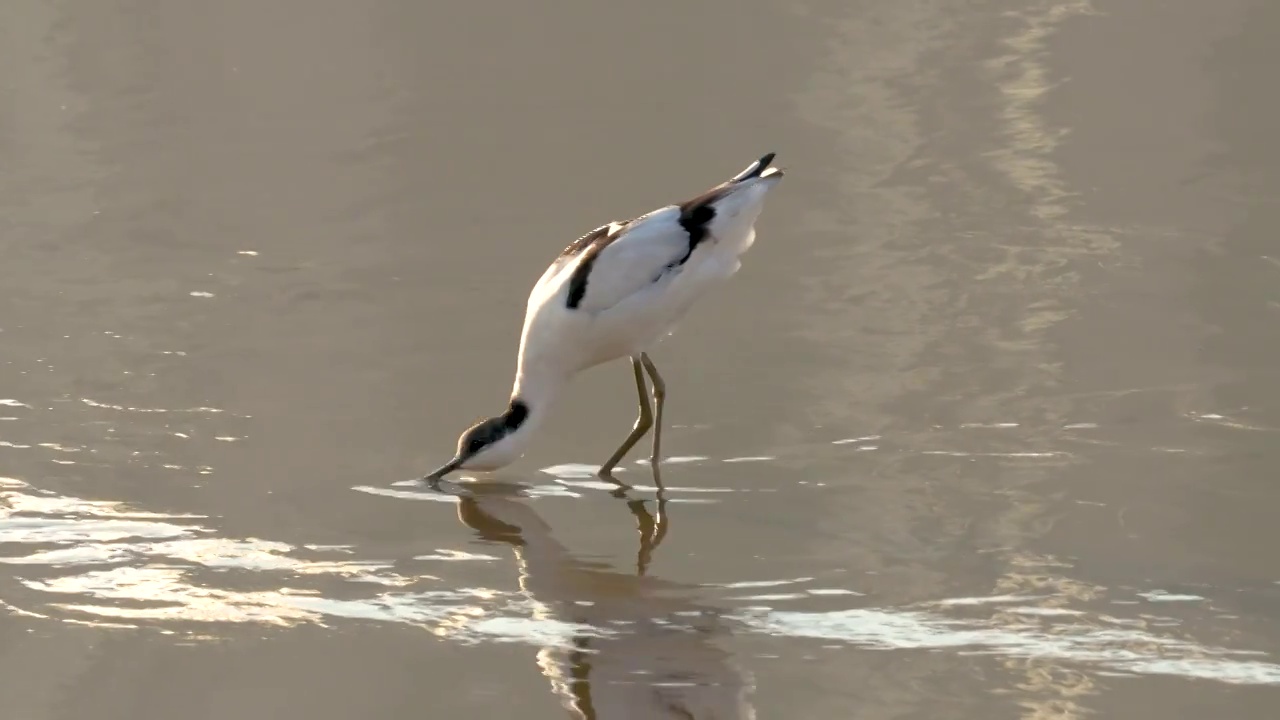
3, 0, 1280, 717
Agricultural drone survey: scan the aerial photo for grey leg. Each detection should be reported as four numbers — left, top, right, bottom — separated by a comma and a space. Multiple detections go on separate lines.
599, 356, 653, 476
640, 353, 666, 467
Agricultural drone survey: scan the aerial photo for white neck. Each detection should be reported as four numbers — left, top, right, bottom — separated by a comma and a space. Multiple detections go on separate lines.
510, 374, 563, 422
499, 323, 578, 467
495, 360, 566, 461
511, 345, 571, 417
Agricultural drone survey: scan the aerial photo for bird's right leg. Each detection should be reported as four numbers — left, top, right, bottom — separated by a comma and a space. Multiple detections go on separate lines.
639, 353, 666, 467
599, 356, 653, 477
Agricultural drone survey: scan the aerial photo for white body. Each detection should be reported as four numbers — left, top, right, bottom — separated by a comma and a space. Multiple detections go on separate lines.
513, 173, 781, 405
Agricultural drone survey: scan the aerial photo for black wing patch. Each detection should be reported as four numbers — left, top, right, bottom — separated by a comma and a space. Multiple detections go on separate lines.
668, 187, 726, 268
670, 152, 773, 260
561, 154, 775, 310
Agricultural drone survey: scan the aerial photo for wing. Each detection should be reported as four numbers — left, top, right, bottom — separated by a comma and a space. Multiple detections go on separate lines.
561, 206, 694, 313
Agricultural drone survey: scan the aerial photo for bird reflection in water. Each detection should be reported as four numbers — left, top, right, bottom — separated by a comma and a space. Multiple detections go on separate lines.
454, 467, 756, 719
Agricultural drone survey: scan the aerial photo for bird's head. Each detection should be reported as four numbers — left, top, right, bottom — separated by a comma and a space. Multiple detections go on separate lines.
427, 399, 532, 480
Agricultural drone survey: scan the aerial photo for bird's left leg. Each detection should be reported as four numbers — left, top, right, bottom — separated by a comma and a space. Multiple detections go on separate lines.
639, 353, 666, 467
599, 356, 653, 477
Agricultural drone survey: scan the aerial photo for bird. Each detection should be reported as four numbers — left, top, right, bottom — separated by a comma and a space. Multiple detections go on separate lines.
425, 152, 784, 484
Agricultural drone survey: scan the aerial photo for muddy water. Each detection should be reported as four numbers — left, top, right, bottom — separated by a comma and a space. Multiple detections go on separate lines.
3, 0, 1279, 718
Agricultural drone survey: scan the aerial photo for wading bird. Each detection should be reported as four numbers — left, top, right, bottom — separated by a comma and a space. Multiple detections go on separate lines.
426, 152, 784, 484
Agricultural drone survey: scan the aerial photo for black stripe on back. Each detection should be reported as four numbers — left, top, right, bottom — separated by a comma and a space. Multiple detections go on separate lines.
558, 222, 613, 260
563, 222, 623, 309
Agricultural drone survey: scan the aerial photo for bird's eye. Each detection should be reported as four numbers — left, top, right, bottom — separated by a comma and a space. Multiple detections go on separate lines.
467, 437, 485, 454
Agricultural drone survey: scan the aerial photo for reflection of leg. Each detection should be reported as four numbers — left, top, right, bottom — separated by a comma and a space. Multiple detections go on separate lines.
640, 353, 665, 467
650, 463, 668, 548
627, 462, 668, 576
599, 356, 652, 477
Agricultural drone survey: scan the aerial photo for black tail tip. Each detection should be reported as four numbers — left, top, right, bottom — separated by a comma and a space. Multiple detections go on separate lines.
731, 152, 779, 183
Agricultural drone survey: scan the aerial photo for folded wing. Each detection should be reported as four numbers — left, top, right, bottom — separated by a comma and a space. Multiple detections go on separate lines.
562, 206, 693, 313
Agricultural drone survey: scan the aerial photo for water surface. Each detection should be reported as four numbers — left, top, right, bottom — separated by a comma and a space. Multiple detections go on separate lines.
3, 0, 1279, 718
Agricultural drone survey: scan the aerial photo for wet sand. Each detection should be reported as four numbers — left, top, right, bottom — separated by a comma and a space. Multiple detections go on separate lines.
2, 0, 1279, 717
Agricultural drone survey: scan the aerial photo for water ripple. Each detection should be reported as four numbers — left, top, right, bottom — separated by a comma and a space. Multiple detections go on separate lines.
3, 478, 1278, 686
738, 607, 1280, 685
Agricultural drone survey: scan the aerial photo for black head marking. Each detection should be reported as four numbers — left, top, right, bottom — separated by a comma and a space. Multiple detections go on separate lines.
503, 398, 529, 429
457, 399, 531, 458
458, 418, 504, 457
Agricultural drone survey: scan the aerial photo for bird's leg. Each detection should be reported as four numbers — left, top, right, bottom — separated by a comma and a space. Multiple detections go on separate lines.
599, 356, 653, 477
640, 353, 666, 467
